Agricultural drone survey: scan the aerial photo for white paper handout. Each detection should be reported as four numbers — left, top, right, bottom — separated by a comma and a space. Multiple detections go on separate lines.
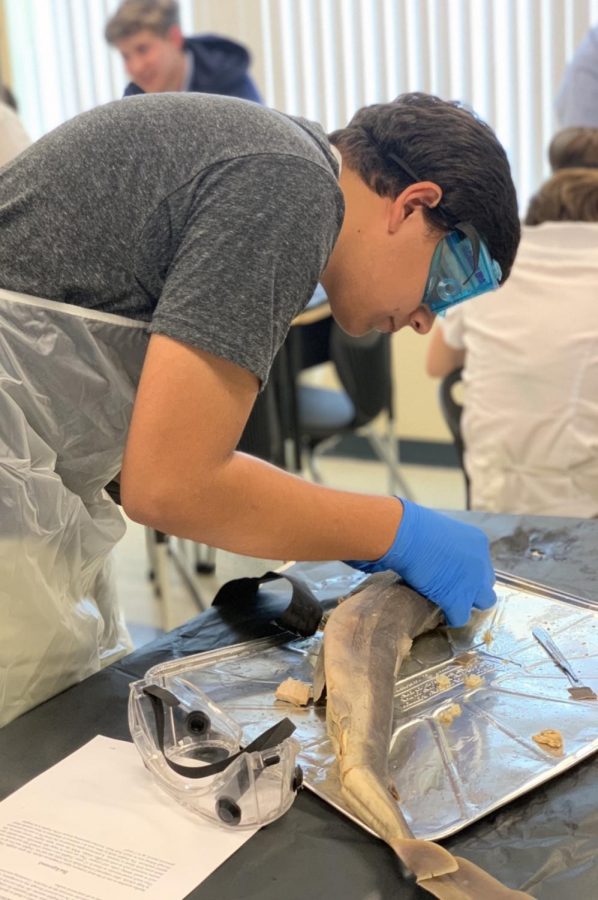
0, 735, 257, 900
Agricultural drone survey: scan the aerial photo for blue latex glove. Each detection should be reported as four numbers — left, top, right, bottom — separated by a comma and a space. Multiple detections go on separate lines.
346, 498, 496, 627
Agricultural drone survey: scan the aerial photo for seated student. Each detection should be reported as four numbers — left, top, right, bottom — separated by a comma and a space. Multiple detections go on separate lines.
105, 0, 262, 102
548, 126, 598, 171
427, 168, 598, 517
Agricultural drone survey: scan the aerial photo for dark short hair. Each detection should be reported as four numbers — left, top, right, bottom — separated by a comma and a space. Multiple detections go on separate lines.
105, 0, 179, 44
548, 127, 598, 171
329, 92, 520, 283
526, 168, 598, 225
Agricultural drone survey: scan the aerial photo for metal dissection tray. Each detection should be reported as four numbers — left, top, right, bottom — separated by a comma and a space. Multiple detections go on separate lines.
141, 565, 598, 841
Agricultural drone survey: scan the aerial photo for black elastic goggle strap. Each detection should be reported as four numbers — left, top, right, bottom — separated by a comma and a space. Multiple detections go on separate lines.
142, 684, 296, 780
385, 150, 422, 185
212, 570, 324, 637
383, 148, 461, 233
451, 220, 481, 274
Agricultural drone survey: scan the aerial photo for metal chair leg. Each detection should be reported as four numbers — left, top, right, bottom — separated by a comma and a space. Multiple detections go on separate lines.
144, 525, 159, 585
144, 528, 174, 631
193, 542, 217, 575
166, 538, 210, 611
144, 529, 211, 629
367, 426, 414, 500
304, 449, 323, 483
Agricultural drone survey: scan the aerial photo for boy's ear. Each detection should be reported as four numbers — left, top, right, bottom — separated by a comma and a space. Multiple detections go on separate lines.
388, 182, 443, 230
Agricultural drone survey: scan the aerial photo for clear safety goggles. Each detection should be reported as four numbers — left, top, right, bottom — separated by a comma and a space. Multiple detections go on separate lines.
129, 673, 302, 830
421, 224, 502, 317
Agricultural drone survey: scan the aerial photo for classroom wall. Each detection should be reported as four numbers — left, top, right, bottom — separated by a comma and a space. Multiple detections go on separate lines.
393, 330, 448, 444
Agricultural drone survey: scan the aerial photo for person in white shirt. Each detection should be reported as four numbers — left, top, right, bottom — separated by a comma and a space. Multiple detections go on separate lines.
426, 167, 598, 517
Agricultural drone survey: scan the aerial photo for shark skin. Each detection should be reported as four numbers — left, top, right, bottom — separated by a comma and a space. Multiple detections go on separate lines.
318, 572, 532, 899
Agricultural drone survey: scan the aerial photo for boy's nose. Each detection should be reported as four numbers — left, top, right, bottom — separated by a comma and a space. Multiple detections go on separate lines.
410, 307, 435, 335
125, 55, 144, 78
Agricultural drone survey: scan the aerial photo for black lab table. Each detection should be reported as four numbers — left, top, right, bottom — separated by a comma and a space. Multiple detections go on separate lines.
1, 511, 597, 899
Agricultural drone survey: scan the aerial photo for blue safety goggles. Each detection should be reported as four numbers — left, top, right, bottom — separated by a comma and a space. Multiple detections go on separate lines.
383, 150, 502, 316
421, 224, 502, 317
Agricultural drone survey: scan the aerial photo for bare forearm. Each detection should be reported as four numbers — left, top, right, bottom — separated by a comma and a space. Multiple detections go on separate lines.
426, 326, 465, 377
124, 451, 402, 563
121, 336, 400, 562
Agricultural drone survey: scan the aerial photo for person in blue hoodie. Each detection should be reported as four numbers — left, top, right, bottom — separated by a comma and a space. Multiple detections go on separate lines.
105, 0, 262, 103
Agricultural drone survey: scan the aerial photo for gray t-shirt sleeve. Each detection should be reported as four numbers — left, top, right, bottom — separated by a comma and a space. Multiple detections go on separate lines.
148, 153, 343, 385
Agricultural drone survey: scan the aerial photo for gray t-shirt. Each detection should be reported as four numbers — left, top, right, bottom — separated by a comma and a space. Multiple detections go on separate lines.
0, 93, 344, 383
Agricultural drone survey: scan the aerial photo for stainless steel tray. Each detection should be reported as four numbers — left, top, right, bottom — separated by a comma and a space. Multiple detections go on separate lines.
142, 567, 598, 841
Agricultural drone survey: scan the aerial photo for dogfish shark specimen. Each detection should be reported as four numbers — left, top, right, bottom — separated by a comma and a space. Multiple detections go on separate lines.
313, 572, 532, 899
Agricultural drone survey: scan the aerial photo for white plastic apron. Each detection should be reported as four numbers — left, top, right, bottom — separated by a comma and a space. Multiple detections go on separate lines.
0, 288, 149, 726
